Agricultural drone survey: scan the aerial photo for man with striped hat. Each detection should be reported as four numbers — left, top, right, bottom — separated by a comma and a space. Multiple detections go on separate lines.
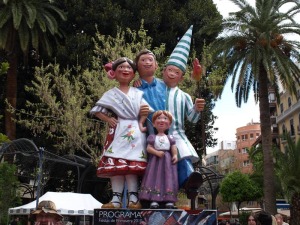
163, 25, 205, 189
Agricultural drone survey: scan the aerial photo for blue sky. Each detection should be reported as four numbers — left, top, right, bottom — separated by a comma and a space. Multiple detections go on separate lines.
208, 0, 299, 153
207, 0, 259, 153
207, 77, 260, 153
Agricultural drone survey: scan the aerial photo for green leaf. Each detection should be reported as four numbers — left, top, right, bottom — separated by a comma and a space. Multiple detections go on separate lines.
12, 1, 23, 29
0, 8, 11, 28
31, 26, 39, 49
18, 20, 29, 53
0, 23, 9, 49
24, 1, 37, 28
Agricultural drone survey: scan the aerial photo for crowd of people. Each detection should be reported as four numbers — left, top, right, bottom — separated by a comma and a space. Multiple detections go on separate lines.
248, 212, 289, 225
245, 212, 288, 225
218, 211, 289, 225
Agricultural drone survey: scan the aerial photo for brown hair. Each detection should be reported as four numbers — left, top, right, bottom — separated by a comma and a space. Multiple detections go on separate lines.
152, 110, 173, 124
112, 57, 136, 72
248, 213, 257, 223
134, 49, 156, 65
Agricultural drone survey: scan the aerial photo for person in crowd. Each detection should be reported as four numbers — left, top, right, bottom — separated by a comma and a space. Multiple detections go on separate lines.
10, 217, 19, 225
247, 214, 257, 225
256, 211, 277, 225
91, 57, 151, 209
139, 110, 178, 209
31, 201, 63, 225
275, 214, 289, 225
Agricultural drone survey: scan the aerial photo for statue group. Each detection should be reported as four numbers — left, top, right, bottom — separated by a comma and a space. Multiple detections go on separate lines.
91, 25, 206, 210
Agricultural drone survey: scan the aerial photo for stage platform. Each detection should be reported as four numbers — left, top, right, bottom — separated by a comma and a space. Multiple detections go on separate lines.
94, 208, 217, 225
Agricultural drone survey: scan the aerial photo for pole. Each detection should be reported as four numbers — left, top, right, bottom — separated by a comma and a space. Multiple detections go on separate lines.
36, 147, 44, 209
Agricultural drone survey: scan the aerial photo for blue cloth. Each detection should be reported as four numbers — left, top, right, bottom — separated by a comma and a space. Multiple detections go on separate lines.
137, 78, 166, 134
177, 158, 194, 188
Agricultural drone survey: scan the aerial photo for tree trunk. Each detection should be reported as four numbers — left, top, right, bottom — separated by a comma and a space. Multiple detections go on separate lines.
258, 66, 277, 214
290, 193, 300, 225
5, 54, 18, 141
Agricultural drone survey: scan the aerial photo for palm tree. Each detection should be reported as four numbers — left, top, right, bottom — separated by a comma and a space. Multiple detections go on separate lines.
0, 0, 66, 140
208, 0, 300, 214
277, 134, 300, 224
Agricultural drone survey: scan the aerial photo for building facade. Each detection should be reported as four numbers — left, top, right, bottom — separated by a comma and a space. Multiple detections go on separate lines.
235, 122, 261, 174
276, 85, 300, 151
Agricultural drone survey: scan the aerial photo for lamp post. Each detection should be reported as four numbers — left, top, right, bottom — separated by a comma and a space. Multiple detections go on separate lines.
36, 147, 44, 209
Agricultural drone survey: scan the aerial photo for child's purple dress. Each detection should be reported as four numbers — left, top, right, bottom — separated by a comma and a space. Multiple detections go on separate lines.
139, 134, 178, 203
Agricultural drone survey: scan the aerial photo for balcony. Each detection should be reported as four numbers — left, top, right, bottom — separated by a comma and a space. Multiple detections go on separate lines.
269, 101, 277, 111
272, 126, 279, 134
277, 101, 300, 123
270, 116, 277, 125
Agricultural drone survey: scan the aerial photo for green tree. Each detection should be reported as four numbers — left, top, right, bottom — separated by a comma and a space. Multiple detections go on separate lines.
207, 0, 300, 214
220, 171, 262, 216
0, 162, 21, 225
0, 62, 8, 76
277, 134, 300, 225
248, 145, 284, 200
55, 0, 222, 68
15, 26, 166, 164
0, 0, 66, 140
0, 62, 9, 145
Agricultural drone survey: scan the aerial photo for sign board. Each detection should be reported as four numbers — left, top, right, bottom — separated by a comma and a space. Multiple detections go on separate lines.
94, 209, 217, 225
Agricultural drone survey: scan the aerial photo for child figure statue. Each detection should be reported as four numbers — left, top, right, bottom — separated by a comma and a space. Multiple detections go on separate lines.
139, 110, 178, 209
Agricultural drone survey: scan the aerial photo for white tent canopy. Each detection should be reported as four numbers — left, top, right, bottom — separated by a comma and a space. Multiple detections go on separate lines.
8, 192, 102, 216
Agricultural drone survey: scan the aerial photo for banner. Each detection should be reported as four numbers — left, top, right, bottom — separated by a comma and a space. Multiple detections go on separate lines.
94, 209, 217, 225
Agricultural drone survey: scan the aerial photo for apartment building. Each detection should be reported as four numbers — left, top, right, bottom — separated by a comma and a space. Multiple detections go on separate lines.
235, 122, 261, 174
276, 84, 300, 151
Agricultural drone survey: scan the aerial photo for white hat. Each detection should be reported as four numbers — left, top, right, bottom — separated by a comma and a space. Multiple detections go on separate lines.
166, 25, 193, 73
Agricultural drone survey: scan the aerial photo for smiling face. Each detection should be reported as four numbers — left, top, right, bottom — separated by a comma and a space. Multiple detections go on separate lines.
153, 111, 172, 134
114, 61, 136, 85
136, 53, 158, 79
163, 65, 184, 88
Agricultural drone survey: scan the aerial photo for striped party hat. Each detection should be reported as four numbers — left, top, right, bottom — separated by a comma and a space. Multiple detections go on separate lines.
166, 25, 193, 73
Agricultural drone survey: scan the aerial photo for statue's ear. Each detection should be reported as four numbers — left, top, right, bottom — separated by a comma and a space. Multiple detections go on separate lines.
107, 70, 115, 80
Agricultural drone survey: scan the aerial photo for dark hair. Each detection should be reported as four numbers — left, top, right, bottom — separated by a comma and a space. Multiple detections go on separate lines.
134, 49, 156, 65
248, 214, 257, 222
112, 57, 136, 72
256, 211, 272, 225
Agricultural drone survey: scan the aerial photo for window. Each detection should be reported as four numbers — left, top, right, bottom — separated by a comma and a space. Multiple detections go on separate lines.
269, 92, 275, 102
282, 124, 286, 134
250, 133, 254, 140
280, 103, 284, 113
243, 160, 250, 166
242, 148, 248, 154
290, 119, 295, 136
288, 97, 292, 107
298, 114, 300, 132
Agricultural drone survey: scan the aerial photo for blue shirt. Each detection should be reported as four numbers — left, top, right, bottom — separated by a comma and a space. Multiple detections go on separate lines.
137, 78, 166, 133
